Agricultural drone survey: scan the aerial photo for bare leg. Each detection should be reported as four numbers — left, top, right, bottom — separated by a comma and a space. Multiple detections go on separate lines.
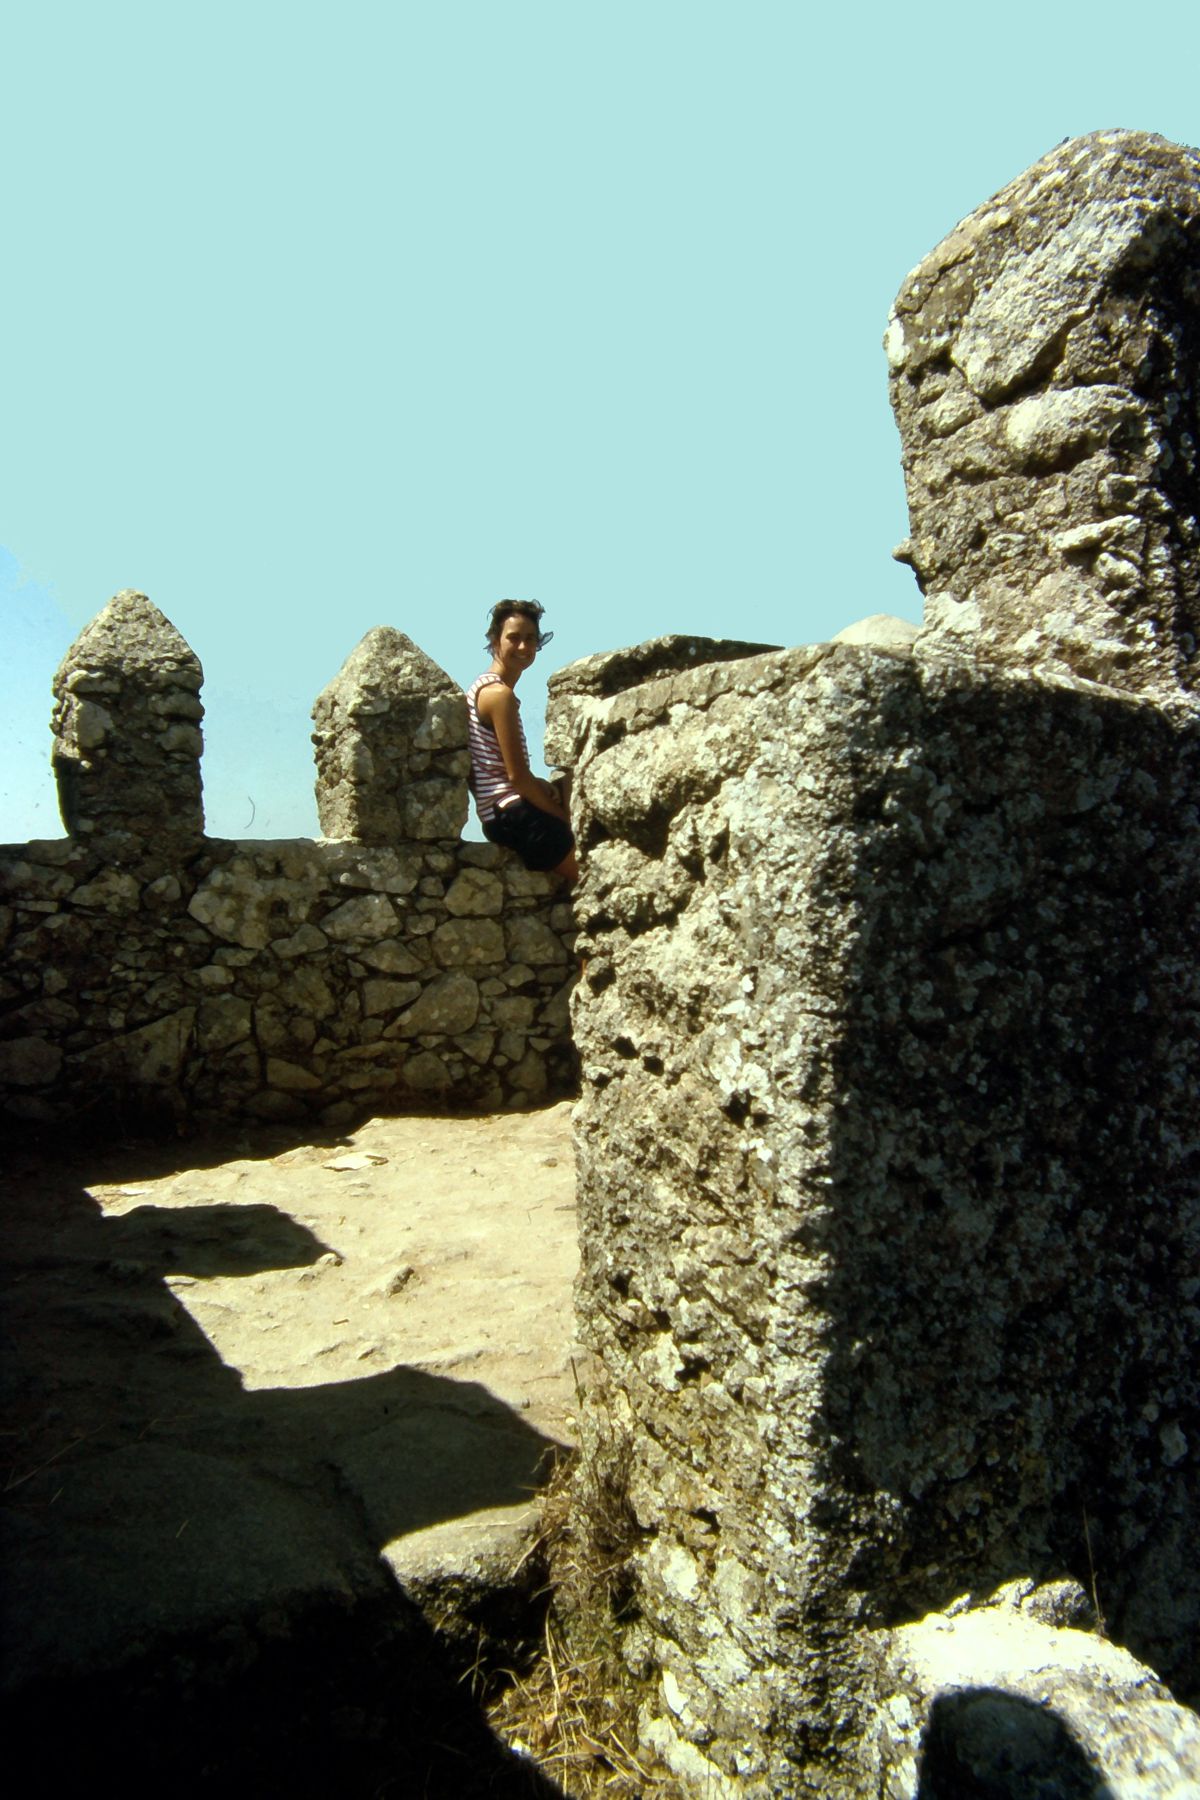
551, 775, 577, 882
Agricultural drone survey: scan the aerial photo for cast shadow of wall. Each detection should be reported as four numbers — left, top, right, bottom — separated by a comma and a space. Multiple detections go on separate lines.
1, 1143, 565, 1798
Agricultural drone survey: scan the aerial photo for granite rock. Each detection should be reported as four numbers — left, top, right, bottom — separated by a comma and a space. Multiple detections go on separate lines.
51, 591, 205, 844
887, 130, 1200, 703
312, 628, 470, 843
874, 1583, 1200, 1799
559, 127, 1200, 1796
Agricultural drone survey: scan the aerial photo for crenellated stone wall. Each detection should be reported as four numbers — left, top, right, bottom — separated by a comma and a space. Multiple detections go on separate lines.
1, 595, 576, 1129
557, 129, 1200, 1797
6, 123, 1199, 1800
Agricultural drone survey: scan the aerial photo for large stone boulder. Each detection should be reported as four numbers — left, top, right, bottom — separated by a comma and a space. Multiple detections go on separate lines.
888, 130, 1200, 702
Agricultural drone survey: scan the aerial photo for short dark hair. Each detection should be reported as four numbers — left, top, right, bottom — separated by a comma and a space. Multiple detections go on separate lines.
486, 599, 553, 652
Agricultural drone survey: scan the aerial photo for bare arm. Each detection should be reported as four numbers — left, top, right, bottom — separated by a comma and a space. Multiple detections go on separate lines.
477, 683, 570, 822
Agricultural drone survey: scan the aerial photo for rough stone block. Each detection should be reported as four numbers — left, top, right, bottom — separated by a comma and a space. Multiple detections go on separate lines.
190, 857, 323, 950
391, 972, 481, 1038
505, 916, 569, 967
312, 628, 469, 843
0, 1036, 63, 1087
432, 917, 505, 967
362, 979, 423, 1017
51, 591, 205, 843
564, 631, 1200, 1792
887, 130, 1200, 704
443, 868, 505, 917
318, 892, 399, 942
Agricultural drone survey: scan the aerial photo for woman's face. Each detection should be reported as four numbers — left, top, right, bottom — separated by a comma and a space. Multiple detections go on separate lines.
492, 613, 540, 679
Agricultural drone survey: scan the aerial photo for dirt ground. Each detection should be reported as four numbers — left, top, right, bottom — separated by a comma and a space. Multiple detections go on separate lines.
85, 1100, 582, 1429
2, 1102, 580, 1795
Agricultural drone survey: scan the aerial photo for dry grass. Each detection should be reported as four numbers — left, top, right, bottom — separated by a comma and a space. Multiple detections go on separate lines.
488, 1606, 664, 1797
486, 1425, 687, 1800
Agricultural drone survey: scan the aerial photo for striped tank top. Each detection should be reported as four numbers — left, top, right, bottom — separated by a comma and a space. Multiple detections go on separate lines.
465, 671, 525, 821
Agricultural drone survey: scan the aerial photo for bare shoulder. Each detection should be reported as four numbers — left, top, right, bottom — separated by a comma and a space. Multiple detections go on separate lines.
477, 681, 517, 722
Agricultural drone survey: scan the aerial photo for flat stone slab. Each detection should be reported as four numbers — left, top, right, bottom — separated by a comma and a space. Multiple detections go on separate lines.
1, 1102, 580, 1693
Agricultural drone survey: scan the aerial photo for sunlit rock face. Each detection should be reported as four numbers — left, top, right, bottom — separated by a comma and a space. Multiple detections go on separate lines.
311, 627, 470, 844
561, 126, 1200, 1799
51, 589, 205, 848
888, 130, 1200, 703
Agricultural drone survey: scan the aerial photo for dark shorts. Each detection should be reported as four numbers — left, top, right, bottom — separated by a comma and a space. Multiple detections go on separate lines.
483, 799, 574, 872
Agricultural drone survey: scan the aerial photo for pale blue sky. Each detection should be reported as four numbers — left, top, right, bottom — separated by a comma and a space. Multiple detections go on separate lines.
4, 1, 1198, 840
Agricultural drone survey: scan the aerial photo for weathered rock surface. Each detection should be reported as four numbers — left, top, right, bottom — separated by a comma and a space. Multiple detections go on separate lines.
889, 130, 1200, 701
312, 626, 470, 842
562, 633, 1200, 1795
556, 127, 1200, 1797
0, 834, 575, 1126
874, 1582, 1200, 1798
51, 589, 205, 845
545, 633, 780, 773
831, 612, 919, 653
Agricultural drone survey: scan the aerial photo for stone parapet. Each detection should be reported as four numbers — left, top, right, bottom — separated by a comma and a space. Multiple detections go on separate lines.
4, 603, 575, 1129
1, 834, 575, 1130
564, 634, 1199, 1794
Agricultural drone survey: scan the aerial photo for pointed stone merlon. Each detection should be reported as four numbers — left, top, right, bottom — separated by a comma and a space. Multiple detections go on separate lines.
887, 129, 1200, 700
51, 591, 205, 843
312, 628, 469, 844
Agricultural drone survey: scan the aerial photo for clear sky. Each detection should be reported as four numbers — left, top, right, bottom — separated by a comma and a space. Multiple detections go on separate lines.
3, 1, 1198, 842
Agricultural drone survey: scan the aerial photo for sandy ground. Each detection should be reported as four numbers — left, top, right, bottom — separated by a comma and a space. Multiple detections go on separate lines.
100, 1101, 581, 1417
2, 1102, 581, 1696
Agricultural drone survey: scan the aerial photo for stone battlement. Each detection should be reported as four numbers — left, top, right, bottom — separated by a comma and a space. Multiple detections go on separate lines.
1, 600, 575, 1128
3, 124, 1199, 1800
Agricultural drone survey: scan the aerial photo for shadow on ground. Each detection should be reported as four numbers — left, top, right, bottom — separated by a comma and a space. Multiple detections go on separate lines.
1, 1124, 567, 1797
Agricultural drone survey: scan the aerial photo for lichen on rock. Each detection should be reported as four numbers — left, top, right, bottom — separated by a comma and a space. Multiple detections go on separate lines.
888, 130, 1200, 703
560, 127, 1200, 1797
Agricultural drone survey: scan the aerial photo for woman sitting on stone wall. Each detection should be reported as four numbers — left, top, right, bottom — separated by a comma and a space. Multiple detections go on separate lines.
465, 600, 578, 883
